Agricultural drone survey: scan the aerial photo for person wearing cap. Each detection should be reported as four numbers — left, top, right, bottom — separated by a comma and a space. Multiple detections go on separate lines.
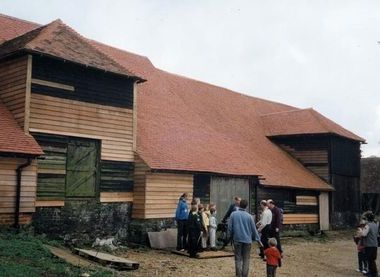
257, 200, 272, 259
267, 199, 283, 254
359, 211, 379, 277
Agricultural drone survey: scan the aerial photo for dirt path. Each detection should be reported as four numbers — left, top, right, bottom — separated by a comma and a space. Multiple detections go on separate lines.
119, 235, 379, 276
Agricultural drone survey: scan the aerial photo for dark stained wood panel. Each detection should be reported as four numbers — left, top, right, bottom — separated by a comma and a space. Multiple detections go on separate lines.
32, 55, 134, 108
271, 136, 329, 181
100, 160, 134, 192
34, 134, 68, 200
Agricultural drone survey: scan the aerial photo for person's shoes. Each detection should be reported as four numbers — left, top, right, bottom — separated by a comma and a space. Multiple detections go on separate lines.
210, 247, 217, 251
357, 269, 362, 272
179, 248, 185, 252
361, 269, 368, 274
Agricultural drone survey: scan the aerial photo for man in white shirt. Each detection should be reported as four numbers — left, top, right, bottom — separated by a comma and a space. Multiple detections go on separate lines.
257, 200, 272, 259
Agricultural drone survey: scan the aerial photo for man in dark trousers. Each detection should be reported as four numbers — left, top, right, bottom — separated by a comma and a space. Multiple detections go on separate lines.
228, 199, 261, 277
360, 211, 379, 277
175, 193, 189, 251
268, 199, 283, 254
222, 196, 241, 223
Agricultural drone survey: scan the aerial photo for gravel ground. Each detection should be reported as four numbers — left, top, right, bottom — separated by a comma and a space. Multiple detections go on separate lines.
119, 231, 379, 277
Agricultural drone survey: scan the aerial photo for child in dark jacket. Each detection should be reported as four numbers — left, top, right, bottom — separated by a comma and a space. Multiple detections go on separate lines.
187, 204, 202, 258
264, 238, 281, 277
353, 221, 368, 274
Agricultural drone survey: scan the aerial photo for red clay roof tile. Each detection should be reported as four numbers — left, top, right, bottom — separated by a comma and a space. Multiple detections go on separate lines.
0, 100, 43, 156
0, 14, 364, 190
261, 108, 365, 142
0, 19, 142, 79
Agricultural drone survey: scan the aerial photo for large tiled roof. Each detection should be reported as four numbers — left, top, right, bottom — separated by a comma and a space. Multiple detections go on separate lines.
0, 14, 365, 190
0, 17, 141, 79
261, 108, 364, 142
0, 100, 43, 156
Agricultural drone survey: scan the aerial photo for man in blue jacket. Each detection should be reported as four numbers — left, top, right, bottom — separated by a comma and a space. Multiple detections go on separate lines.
228, 199, 261, 277
175, 193, 189, 251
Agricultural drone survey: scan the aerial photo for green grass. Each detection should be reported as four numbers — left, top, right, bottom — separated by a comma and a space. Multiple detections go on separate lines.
0, 229, 113, 277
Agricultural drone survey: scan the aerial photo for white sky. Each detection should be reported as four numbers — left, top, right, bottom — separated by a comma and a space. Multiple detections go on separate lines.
2, 0, 380, 157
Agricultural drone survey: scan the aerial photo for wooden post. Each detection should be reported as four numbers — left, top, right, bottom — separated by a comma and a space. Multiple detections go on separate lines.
319, 192, 330, 230
24, 55, 32, 133
132, 81, 138, 152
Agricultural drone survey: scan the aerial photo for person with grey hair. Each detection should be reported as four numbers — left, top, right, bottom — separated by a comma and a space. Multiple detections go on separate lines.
359, 211, 379, 277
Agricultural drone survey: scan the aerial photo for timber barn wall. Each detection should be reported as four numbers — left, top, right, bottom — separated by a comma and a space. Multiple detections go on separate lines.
0, 55, 29, 128
0, 157, 38, 225
132, 157, 193, 219
257, 186, 319, 225
271, 136, 329, 181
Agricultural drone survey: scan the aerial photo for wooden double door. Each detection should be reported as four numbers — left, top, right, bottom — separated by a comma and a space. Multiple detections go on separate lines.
210, 176, 250, 222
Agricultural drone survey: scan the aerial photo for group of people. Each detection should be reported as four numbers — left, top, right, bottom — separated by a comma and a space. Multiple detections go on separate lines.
175, 194, 284, 277
353, 211, 379, 277
227, 197, 283, 277
175, 193, 219, 258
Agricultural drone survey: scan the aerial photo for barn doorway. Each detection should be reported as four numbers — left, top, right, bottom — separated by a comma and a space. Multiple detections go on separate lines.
66, 139, 99, 198
210, 176, 250, 222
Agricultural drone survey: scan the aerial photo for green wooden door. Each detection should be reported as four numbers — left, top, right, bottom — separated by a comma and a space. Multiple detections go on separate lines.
66, 139, 99, 197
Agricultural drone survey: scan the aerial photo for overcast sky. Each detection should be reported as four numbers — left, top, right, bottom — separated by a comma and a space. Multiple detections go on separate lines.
2, 1, 380, 157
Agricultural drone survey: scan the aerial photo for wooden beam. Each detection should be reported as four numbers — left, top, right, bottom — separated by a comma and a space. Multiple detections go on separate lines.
132, 81, 138, 152
24, 55, 32, 133
100, 192, 133, 203
35, 200, 65, 207
31, 78, 75, 91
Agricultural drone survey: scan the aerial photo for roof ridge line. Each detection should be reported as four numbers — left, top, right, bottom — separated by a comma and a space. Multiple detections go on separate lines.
261, 107, 310, 117
88, 37, 142, 79
308, 108, 332, 133
58, 21, 138, 76
0, 13, 41, 27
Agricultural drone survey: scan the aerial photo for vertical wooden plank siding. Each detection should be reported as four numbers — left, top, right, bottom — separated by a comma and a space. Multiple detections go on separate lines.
132, 156, 150, 218
319, 192, 330, 230
29, 94, 134, 162
0, 157, 37, 225
0, 56, 28, 128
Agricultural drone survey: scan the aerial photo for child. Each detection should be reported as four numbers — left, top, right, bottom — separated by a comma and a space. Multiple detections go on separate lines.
209, 204, 217, 251
198, 204, 209, 251
353, 221, 368, 274
187, 204, 202, 258
264, 238, 281, 277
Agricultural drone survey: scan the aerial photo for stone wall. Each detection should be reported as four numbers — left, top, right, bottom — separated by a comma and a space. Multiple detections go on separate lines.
33, 200, 131, 246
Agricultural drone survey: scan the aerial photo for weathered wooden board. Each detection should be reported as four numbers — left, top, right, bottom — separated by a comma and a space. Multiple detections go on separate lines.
0, 158, 37, 215
0, 56, 28, 127
29, 94, 134, 161
171, 249, 234, 259
283, 213, 319, 224
74, 248, 139, 270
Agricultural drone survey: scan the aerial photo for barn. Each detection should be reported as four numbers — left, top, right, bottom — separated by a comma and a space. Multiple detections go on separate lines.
0, 14, 364, 243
